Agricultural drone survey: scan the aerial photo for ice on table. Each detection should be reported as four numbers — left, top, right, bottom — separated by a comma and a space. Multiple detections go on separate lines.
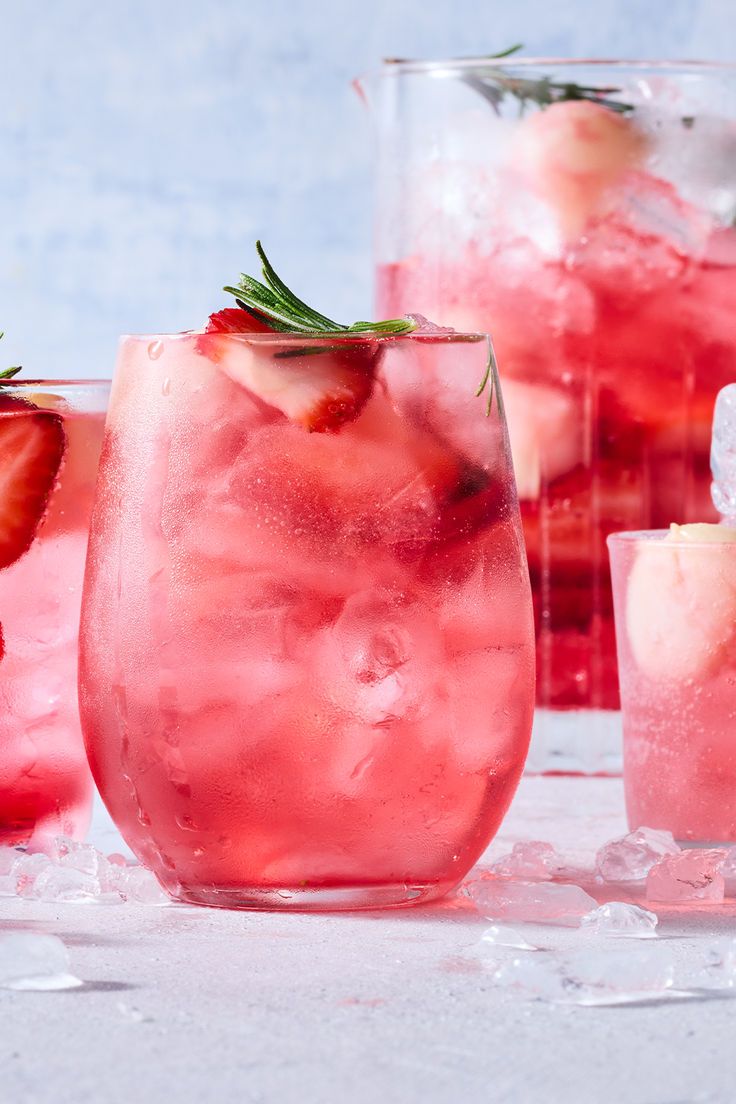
595, 826, 680, 883
581, 902, 659, 939
480, 925, 539, 951
466, 878, 597, 927
646, 850, 727, 903
687, 939, 736, 991
4, 837, 169, 906
0, 933, 81, 991
490, 840, 564, 881
490, 945, 676, 1006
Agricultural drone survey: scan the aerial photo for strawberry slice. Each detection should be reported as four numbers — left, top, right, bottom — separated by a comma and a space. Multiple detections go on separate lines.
205, 307, 272, 334
202, 331, 380, 434
0, 404, 66, 569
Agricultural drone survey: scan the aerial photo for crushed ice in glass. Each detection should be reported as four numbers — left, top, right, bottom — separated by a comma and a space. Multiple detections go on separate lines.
0, 933, 82, 991
581, 902, 659, 939
466, 878, 597, 927
490, 840, 563, 880
491, 945, 676, 1006
646, 849, 727, 903
595, 826, 680, 883
403, 313, 456, 335
710, 383, 736, 519
2, 837, 168, 906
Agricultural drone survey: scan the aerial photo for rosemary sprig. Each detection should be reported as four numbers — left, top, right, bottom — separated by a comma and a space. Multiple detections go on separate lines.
224, 242, 417, 336
461, 43, 633, 115
0, 334, 20, 379
475, 342, 504, 418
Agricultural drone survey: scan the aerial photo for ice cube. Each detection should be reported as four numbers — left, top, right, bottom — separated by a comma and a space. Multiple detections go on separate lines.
51, 836, 109, 879
115, 865, 169, 906
28, 866, 101, 904
490, 841, 563, 880
480, 925, 539, 951
646, 850, 727, 903
403, 313, 456, 336
581, 902, 659, 939
11, 851, 52, 895
466, 878, 597, 926
710, 383, 736, 520
719, 846, 736, 895
595, 826, 680, 883
0, 933, 82, 991
688, 939, 736, 991
491, 945, 675, 1005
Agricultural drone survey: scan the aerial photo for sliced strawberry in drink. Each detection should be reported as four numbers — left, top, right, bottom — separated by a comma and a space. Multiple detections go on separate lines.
205, 307, 273, 334
202, 331, 380, 433
0, 404, 66, 569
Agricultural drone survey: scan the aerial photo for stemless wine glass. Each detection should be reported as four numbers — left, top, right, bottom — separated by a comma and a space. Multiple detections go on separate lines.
0, 380, 109, 846
79, 329, 534, 910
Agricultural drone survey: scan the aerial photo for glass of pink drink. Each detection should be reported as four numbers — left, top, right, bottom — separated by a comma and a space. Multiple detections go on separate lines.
79, 323, 535, 910
363, 57, 736, 771
0, 380, 109, 846
609, 527, 736, 843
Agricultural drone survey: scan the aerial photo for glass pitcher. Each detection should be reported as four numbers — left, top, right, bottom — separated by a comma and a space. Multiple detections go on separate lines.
357, 57, 736, 772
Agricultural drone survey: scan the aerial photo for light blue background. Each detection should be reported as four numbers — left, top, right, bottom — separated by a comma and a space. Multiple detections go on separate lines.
1, 0, 734, 377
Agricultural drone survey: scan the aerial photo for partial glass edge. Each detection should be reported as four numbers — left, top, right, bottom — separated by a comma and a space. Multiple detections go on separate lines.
607, 529, 736, 548
379, 56, 736, 77
121, 331, 490, 346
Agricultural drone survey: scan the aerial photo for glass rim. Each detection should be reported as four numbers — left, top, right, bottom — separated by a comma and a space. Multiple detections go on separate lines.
378, 56, 736, 77
121, 330, 490, 345
0, 378, 111, 387
607, 528, 736, 548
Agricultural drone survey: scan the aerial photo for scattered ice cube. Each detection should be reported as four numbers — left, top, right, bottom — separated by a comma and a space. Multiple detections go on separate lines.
719, 846, 736, 895
11, 851, 53, 895
491, 945, 676, 1005
646, 849, 727, 903
50, 837, 108, 879
581, 902, 659, 939
466, 879, 597, 927
27, 866, 102, 905
595, 826, 680, 883
0, 933, 82, 991
480, 925, 539, 951
687, 939, 736, 991
114, 865, 169, 906
490, 841, 563, 881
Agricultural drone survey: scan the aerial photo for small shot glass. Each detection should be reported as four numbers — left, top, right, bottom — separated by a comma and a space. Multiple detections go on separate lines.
608, 528, 736, 844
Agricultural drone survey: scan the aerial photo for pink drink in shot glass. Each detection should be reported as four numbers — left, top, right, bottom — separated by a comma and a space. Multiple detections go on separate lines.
79, 309, 535, 909
0, 381, 108, 846
609, 525, 736, 843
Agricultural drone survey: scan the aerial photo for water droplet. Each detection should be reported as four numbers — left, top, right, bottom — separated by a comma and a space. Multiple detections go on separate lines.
148, 341, 164, 361
161, 377, 171, 396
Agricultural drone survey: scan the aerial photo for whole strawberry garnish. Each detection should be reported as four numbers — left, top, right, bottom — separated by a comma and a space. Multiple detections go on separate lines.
200, 242, 416, 433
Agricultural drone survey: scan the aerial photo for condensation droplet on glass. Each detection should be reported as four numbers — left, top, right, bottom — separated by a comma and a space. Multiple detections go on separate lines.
148, 340, 164, 361
161, 377, 171, 396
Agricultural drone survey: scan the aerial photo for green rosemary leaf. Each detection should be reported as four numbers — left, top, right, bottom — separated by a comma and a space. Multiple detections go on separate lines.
0, 365, 21, 380
475, 343, 503, 417
255, 241, 343, 332
347, 319, 417, 335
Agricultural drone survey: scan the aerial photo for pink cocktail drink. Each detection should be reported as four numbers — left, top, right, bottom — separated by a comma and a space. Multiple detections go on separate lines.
367, 58, 736, 758
0, 382, 108, 845
609, 527, 736, 842
80, 327, 535, 910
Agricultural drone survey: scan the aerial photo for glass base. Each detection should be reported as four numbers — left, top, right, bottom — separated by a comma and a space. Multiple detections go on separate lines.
170, 880, 449, 912
525, 708, 623, 776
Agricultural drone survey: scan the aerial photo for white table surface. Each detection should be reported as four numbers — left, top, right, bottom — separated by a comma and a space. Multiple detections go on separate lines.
2, 776, 735, 1104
